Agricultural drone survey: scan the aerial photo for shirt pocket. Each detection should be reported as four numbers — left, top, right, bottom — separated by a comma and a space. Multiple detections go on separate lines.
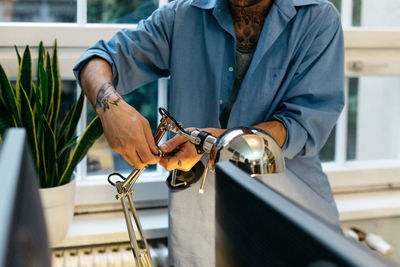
261, 68, 287, 99
236, 68, 287, 125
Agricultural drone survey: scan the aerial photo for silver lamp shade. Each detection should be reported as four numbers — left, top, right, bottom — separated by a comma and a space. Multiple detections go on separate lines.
209, 127, 285, 176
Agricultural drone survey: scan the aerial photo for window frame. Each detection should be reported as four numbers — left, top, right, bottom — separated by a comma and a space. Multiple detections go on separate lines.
325, 28, 400, 193
1, 12, 400, 209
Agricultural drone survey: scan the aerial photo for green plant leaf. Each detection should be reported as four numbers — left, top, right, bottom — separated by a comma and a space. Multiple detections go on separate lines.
42, 116, 57, 187
18, 45, 32, 103
35, 87, 46, 187
57, 148, 71, 181
57, 92, 84, 152
37, 42, 44, 76
20, 86, 40, 170
0, 65, 21, 126
58, 116, 103, 185
3, 40, 100, 188
66, 92, 84, 141
14, 45, 21, 65
0, 98, 12, 137
57, 136, 78, 160
35, 83, 44, 139
38, 62, 48, 110
51, 40, 61, 131
56, 135, 78, 178
34, 70, 42, 107
45, 52, 54, 119
36, 41, 45, 102
56, 91, 84, 177
57, 100, 75, 151
40, 128, 48, 187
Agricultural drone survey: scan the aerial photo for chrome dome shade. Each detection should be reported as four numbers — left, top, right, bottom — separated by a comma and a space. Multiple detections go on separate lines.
209, 127, 285, 176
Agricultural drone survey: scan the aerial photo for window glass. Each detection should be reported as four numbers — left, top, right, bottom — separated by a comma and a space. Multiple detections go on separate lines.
347, 76, 400, 161
320, 126, 336, 162
329, 0, 341, 12
320, 76, 400, 162
86, 81, 158, 175
87, 0, 157, 23
0, 0, 76, 22
346, 77, 358, 160
353, 0, 400, 27
352, 0, 361, 26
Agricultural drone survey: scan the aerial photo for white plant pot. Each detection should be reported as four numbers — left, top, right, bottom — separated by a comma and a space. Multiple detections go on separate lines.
39, 179, 76, 246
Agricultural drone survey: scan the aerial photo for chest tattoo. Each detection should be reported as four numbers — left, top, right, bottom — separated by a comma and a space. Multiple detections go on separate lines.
230, 3, 271, 52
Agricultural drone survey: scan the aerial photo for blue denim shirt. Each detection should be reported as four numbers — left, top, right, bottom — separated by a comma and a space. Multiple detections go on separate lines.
74, 0, 344, 204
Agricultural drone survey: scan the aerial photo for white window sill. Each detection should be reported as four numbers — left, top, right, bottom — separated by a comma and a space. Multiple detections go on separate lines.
324, 159, 400, 193
335, 189, 400, 221
53, 208, 168, 249
52, 189, 400, 249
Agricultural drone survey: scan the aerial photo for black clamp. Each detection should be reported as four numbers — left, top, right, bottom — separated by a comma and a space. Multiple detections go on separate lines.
165, 161, 205, 190
193, 130, 211, 154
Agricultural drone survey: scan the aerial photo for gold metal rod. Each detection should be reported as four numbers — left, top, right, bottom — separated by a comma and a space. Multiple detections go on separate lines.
198, 166, 208, 194
122, 167, 146, 192
114, 110, 176, 267
120, 196, 142, 266
127, 193, 152, 267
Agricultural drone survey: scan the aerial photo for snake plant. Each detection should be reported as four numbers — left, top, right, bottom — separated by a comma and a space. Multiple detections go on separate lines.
0, 41, 103, 188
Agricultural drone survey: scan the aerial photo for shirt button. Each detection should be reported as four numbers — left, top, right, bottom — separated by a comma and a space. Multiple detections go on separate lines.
219, 99, 223, 105
228, 67, 234, 72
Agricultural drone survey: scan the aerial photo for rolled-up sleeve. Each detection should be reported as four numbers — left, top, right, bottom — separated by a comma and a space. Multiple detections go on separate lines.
73, 3, 175, 95
271, 6, 345, 159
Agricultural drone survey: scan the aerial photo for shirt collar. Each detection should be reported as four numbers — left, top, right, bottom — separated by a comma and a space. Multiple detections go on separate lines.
291, 0, 319, 6
274, 0, 319, 18
190, 0, 218, 10
190, 0, 319, 12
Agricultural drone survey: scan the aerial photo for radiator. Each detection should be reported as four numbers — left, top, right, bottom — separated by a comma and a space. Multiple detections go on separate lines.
52, 242, 168, 267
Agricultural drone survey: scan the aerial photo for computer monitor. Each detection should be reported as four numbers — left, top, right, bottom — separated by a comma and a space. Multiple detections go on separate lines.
0, 129, 51, 267
215, 161, 393, 267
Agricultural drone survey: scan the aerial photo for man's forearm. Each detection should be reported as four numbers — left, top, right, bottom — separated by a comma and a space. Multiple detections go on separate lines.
254, 120, 287, 147
203, 120, 286, 148
79, 57, 114, 108
78, 57, 159, 168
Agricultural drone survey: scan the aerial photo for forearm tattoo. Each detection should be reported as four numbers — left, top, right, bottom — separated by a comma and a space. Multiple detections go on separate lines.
95, 81, 122, 112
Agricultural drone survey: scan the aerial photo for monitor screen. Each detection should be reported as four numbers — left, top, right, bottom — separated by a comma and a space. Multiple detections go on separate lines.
0, 129, 51, 267
215, 161, 393, 267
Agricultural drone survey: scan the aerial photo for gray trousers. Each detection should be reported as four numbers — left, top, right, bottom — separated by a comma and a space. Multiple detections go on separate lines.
168, 168, 341, 267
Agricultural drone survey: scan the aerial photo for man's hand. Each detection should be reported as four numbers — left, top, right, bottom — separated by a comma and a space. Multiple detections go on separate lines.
158, 121, 286, 172
97, 86, 160, 169
80, 58, 159, 169
159, 127, 225, 172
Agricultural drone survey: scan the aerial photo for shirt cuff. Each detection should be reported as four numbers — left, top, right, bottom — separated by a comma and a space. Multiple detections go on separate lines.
270, 113, 308, 160
73, 49, 119, 91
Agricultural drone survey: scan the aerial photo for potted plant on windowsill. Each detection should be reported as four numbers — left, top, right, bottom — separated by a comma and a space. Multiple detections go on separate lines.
0, 41, 104, 245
